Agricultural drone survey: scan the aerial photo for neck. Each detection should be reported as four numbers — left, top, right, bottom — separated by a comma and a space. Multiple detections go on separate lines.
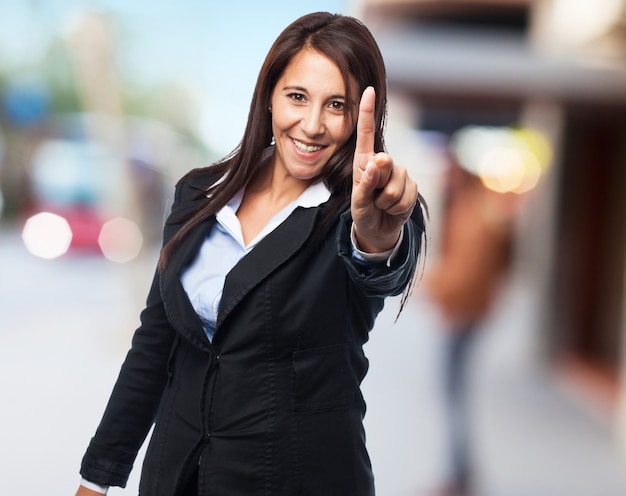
248, 156, 313, 206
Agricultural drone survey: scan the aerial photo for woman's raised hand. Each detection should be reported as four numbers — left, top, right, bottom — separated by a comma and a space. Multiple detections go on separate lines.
351, 87, 418, 253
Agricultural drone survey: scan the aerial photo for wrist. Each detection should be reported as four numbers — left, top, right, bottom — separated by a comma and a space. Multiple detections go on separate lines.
80, 478, 109, 494
352, 225, 400, 254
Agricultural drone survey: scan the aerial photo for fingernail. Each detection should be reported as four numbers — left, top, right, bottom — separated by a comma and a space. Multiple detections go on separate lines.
366, 161, 374, 179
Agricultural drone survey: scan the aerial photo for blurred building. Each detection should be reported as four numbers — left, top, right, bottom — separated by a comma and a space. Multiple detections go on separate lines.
355, 0, 626, 449
0, 8, 212, 260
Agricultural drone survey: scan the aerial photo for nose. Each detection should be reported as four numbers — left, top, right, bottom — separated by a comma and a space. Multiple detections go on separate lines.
300, 106, 324, 137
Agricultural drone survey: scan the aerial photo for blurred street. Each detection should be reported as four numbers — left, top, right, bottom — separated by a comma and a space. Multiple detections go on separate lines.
2, 225, 626, 495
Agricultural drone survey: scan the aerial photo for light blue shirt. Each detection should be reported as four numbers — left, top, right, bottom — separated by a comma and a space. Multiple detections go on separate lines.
180, 181, 333, 342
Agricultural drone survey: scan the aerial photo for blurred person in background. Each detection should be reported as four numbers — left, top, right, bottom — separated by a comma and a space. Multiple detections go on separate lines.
75, 12, 426, 496
423, 159, 516, 496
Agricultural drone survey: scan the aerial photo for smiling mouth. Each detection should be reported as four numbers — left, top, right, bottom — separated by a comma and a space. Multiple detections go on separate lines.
293, 139, 323, 153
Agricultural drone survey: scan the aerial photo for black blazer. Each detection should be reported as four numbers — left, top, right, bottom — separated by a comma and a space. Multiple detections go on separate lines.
80, 168, 425, 496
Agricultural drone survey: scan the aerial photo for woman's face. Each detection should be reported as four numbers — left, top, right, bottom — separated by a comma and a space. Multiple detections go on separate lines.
269, 48, 356, 183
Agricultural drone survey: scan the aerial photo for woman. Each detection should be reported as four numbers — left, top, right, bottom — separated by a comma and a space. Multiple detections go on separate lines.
77, 12, 426, 496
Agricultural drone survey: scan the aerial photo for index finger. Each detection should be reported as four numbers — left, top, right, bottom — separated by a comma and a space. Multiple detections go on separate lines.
354, 86, 376, 157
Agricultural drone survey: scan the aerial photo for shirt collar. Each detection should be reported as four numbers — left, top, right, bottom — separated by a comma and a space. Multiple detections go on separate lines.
215, 180, 331, 249
225, 180, 331, 212
295, 180, 332, 208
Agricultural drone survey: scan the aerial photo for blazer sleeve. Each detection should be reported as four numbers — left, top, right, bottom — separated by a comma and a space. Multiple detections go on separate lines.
79, 183, 185, 488
336, 202, 425, 298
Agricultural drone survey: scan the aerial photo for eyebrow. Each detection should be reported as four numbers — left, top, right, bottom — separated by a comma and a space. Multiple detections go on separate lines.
281, 85, 346, 100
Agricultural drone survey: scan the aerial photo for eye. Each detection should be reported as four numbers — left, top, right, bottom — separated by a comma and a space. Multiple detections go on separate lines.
288, 93, 306, 103
329, 100, 346, 112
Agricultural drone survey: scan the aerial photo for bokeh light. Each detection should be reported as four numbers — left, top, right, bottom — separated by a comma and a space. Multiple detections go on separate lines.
551, 0, 624, 46
21, 211, 73, 259
98, 216, 143, 263
452, 126, 552, 194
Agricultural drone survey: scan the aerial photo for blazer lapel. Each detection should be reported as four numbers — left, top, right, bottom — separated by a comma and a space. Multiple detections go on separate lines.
161, 217, 214, 350
216, 206, 321, 329
160, 177, 216, 351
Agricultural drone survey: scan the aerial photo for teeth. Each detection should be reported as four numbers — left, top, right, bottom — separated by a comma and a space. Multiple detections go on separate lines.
293, 139, 322, 153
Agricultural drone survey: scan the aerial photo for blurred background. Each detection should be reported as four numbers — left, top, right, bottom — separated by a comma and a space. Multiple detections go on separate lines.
1, 0, 626, 494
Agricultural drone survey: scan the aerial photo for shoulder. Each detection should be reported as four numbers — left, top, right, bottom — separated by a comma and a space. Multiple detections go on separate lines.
177, 165, 224, 193
162, 165, 222, 230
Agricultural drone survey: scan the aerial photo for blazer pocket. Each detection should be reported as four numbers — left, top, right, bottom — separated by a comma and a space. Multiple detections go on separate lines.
293, 343, 369, 412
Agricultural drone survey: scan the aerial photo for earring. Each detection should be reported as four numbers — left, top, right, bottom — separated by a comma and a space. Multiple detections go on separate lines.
270, 136, 276, 145
268, 107, 272, 113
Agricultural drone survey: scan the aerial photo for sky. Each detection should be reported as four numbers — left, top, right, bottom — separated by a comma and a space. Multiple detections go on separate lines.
0, 0, 350, 156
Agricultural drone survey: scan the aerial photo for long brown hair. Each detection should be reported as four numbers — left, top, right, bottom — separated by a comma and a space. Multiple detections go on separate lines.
159, 12, 389, 269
